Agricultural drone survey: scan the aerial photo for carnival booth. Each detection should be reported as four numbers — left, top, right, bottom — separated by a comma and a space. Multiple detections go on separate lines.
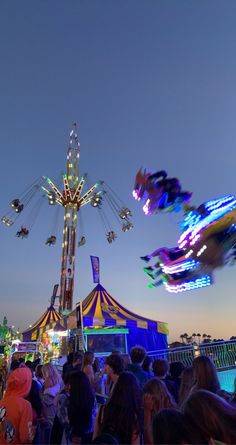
71, 283, 168, 354
22, 304, 67, 361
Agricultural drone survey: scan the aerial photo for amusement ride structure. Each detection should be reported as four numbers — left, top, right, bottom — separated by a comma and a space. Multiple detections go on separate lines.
133, 168, 236, 293
1, 124, 133, 315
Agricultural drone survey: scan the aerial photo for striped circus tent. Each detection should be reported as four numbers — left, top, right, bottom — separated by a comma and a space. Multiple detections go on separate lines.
22, 304, 67, 342
77, 283, 169, 351
81, 283, 169, 335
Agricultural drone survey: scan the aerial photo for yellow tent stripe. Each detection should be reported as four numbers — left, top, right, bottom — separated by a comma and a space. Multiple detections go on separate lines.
104, 292, 141, 322
102, 293, 126, 323
94, 292, 103, 319
83, 291, 98, 315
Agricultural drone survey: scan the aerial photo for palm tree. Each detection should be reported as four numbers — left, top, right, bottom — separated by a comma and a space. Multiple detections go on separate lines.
183, 333, 188, 343
207, 334, 212, 342
192, 333, 196, 342
197, 333, 201, 343
187, 336, 193, 344
180, 334, 185, 343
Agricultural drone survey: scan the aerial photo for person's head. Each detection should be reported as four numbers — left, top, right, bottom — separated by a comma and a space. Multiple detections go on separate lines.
35, 364, 44, 380
42, 363, 63, 389
130, 345, 146, 365
153, 408, 193, 444
152, 358, 169, 378
121, 353, 131, 370
102, 372, 142, 445
169, 361, 185, 379
10, 360, 20, 371
67, 352, 74, 365
83, 351, 94, 367
193, 355, 220, 393
73, 351, 83, 369
33, 358, 41, 369
68, 371, 95, 433
179, 366, 194, 406
142, 356, 153, 373
105, 354, 124, 380
6, 367, 32, 398
93, 357, 100, 374
183, 389, 236, 444
25, 360, 34, 374
143, 378, 176, 414
18, 357, 25, 364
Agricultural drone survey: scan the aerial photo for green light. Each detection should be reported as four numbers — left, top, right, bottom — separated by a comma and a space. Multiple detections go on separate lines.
144, 268, 152, 276
83, 328, 128, 335
148, 283, 154, 289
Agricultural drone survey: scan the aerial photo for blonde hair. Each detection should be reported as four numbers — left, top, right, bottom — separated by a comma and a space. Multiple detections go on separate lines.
143, 378, 176, 414
42, 363, 62, 388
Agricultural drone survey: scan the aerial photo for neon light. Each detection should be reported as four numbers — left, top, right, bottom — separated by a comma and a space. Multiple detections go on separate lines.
178, 196, 236, 246
165, 275, 212, 293
163, 259, 198, 274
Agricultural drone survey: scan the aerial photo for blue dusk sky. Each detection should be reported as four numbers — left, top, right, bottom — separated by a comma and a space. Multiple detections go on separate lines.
1, 1, 236, 342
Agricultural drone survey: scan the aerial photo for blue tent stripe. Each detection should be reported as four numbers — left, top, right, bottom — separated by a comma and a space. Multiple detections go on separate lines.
81, 283, 167, 332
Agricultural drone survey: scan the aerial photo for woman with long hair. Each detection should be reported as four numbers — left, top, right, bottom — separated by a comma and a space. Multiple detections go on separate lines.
178, 366, 194, 407
143, 378, 176, 444
82, 351, 95, 386
68, 370, 95, 444
42, 363, 63, 395
152, 408, 194, 445
183, 389, 236, 444
40, 364, 63, 444
191, 355, 220, 394
93, 372, 142, 444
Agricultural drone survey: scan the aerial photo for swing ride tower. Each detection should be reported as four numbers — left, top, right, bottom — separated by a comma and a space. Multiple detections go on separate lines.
2, 123, 133, 315
43, 125, 99, 315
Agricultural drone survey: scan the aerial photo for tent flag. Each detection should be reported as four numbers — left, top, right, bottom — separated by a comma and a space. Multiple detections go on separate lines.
90, 256, 100, 283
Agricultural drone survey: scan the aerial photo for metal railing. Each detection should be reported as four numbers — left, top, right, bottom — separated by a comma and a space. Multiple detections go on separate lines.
147, 340, 236, 370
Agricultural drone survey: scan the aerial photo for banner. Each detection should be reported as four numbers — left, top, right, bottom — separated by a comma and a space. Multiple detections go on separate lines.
76, 302, 84, 351
76, 302, 83, 329
90, 256, 100, 283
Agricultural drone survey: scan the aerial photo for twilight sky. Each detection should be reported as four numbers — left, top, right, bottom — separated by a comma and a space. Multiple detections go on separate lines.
1, 0, 236, 342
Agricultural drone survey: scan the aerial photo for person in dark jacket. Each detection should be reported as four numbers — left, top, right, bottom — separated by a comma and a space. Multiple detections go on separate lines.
153, 358, 178, 403
127, 345, 149, 389
68, 371, 95, 444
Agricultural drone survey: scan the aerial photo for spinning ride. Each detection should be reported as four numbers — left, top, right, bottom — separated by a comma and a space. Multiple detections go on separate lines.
2, 125, 133, 314
133, 168, 236, 293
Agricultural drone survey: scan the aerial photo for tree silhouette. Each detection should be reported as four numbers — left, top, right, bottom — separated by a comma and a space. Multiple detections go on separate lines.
180, 334, 185, 343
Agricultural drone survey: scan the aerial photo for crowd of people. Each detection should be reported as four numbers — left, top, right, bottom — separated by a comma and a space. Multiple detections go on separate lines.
0, 346, 236, 444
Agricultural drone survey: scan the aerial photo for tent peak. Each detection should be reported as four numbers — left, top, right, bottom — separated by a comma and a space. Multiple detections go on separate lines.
93, 283, 106, 292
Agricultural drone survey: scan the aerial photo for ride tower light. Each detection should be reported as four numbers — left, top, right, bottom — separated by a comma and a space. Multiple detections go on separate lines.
44, 124, 99, 315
